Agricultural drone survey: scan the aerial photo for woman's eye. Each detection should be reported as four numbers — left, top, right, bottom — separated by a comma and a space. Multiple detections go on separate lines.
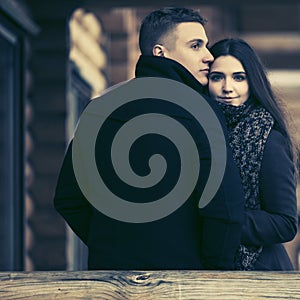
233, 74, 247, 81
191, 43, 200, 49
209, 74, 223, 82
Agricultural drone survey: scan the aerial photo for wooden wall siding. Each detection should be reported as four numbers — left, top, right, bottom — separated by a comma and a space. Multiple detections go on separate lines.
96, 8, 140, 86
25, 1, 78, 270
25, 42, 35, 270
69, 8, 107, 97
270, 80, 300, 146
243, 35, 300, 70
239, 5, 300, 32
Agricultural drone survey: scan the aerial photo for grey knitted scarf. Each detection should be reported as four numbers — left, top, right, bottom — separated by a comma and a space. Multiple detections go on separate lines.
218, 98, 274, 270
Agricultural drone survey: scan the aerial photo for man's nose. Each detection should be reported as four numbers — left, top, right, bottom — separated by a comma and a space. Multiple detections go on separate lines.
203, 48, 214, 63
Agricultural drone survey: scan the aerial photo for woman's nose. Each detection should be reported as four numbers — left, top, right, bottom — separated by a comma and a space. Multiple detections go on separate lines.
223, 79, 233, 93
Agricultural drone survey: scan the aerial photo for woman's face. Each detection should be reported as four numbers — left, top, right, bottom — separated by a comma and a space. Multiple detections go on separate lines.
208, 55, 250, 106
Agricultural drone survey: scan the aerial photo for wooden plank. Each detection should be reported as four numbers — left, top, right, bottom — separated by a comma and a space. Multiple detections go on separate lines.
0, 271, 299, 299
243, 33, 300, 53
85, 0, 300, 9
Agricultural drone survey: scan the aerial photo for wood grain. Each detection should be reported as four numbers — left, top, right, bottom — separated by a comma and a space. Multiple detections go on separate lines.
0, 271, 299, 299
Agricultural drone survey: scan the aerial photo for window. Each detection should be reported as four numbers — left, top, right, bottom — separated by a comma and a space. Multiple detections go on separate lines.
66, 62, 92, 270
0, 19, 24, 271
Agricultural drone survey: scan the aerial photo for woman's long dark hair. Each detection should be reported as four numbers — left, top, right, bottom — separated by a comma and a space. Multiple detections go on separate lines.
208, 38, 299, 172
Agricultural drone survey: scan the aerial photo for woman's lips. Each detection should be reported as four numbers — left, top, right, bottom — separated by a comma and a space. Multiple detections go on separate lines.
217, 97, 238, 104
218, 97, 238, 101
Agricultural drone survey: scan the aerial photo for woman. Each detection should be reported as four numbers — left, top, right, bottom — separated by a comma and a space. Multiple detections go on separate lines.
207, 38, 298, 270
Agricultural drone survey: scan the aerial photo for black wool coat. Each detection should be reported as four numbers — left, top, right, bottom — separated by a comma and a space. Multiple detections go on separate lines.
54, 55, 246, 270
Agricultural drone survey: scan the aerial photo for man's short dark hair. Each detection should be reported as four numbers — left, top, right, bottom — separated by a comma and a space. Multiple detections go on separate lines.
139, 7, 207, 56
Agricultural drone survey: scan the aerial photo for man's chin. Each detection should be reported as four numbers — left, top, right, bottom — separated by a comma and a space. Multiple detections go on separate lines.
198, 78, 208, 86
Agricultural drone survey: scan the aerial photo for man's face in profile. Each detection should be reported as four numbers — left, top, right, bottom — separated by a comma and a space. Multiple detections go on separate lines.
157, 22, 214, 86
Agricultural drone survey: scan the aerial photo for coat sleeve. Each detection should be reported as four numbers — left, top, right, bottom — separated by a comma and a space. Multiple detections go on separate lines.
54, 141, 92, 245
241, 129, 298, 246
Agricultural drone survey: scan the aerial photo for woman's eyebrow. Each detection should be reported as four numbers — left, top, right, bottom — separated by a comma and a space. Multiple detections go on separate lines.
209, 71, 246, 75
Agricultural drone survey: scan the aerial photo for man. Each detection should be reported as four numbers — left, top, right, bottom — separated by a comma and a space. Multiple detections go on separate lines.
138, 8, 213, 86
54, 7, 245, 270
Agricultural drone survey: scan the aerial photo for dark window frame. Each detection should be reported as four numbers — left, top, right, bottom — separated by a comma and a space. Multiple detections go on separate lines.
0, 12, 25, 271
0, 0, 38, 272
66, 61, 92, 271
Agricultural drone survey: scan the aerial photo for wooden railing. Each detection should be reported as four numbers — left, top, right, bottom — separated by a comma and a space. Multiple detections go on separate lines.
0, 270, 300, 299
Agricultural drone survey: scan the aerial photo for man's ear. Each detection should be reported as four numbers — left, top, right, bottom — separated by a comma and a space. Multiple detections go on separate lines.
152, 44, 165, 57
